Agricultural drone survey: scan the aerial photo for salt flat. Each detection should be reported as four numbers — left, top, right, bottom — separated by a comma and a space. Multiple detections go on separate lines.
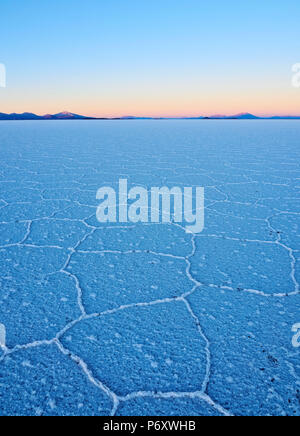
0, 120, 299, 416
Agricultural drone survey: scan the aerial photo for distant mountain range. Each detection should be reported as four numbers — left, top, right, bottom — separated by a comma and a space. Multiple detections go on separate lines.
0, 111, 300, 120
0, 111, 98, 120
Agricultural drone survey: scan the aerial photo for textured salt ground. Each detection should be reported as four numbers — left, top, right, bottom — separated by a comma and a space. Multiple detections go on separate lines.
0, 120, 299, 416
190, 237, 295, 295
67, 252, 191, 313
188, 288, 300, 416
0, 344, 112, 416
60, 302, 208, 396
116, 395, 224, 416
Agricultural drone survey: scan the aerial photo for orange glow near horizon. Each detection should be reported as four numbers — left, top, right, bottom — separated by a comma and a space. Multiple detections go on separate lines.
1, 66, 300, 118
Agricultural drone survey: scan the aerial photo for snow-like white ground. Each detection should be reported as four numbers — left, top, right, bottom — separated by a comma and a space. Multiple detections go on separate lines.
0, 120, 299, 416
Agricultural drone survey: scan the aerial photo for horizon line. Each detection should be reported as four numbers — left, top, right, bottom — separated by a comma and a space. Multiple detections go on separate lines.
1, 110, 300, 120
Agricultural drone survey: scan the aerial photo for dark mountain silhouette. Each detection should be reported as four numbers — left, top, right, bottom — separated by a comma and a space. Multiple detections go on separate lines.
229, 112, 260, 119
0, 111, 97, 120
51, 111, 92, 119
0, 112, 42, 120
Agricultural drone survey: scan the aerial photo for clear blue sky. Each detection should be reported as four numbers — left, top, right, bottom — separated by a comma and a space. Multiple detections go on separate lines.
1, 0, 300, 116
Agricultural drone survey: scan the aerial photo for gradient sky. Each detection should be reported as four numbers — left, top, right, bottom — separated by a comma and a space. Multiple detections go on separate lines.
1, 0, 300, 117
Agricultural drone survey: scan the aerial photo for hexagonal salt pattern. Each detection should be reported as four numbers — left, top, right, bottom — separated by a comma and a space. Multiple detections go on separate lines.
0, 120, 299, 415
